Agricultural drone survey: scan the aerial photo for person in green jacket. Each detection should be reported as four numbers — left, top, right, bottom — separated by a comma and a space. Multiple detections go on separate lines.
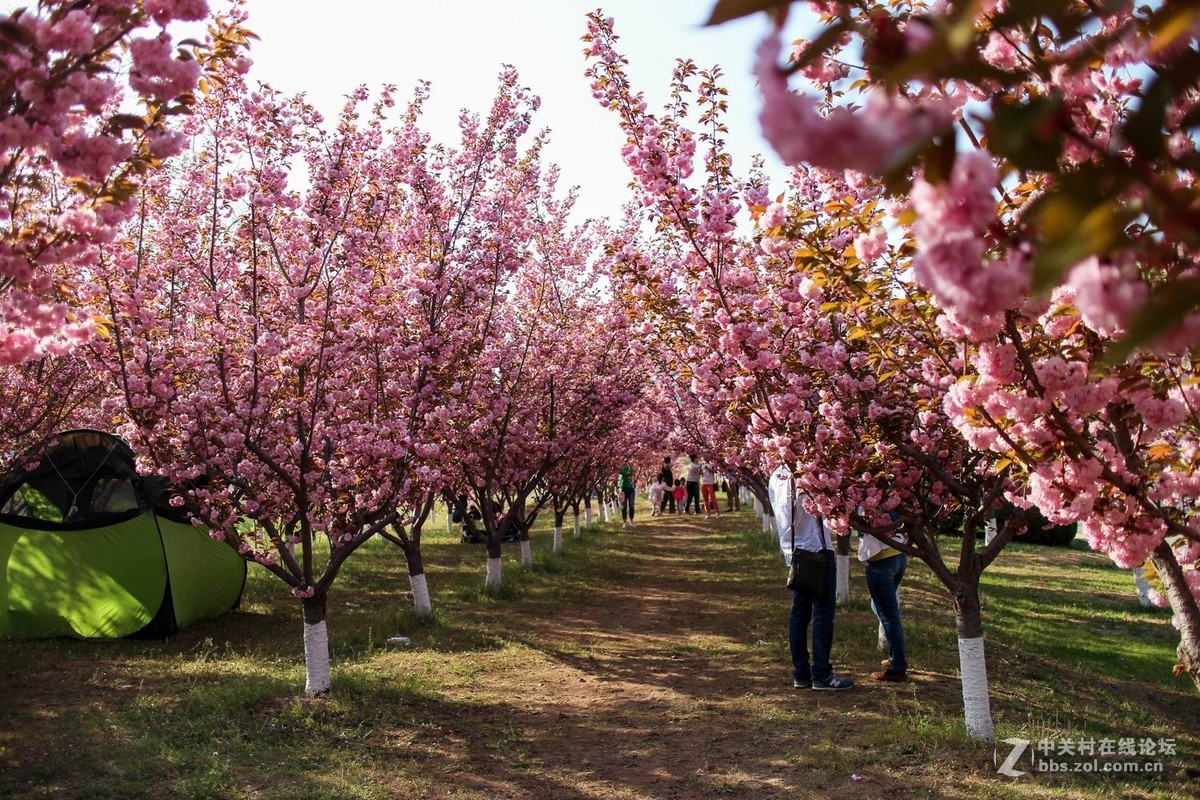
618, 465, 636, 529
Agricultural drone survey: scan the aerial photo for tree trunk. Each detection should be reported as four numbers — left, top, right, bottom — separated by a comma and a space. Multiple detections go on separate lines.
953, 581, 994, 742
573, 512, 581, 538
445, 506, 452, 535
761, 511, 773, 534
485, 556, 503, 594
520, 538, 533, 569
835, 540, 851, 606
404, 546, 432, 619
1148, 540, 1200, 691
554, 510, 566, 553
302, 593, 331, 697
1132, 565, 1156, 609
598, 500, 608, 524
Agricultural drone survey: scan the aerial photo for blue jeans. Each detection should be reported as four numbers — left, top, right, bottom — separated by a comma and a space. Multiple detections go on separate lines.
865, 554, 907, 673
789, 551, 838, 683
620, 487, 635, 521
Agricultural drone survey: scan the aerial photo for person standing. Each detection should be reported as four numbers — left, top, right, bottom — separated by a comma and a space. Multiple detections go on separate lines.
684, 454, 702, 515
618, 465, 636, 529
859, 526, 909, 682
658, 457, 676, 514
725, 475, 740, 512
770, 466, 853, 691
699, 460, 719, 518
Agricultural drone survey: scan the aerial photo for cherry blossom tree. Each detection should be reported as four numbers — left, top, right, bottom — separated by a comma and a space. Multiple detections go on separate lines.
441, 157, 645, 589
586, 12, 1037, 740
0, 0, 221, 367
89, 46, 448, 696
721, 0, 1200, 690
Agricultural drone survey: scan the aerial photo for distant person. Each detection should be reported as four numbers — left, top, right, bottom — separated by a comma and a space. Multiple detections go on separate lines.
618, 465, 636, 529
859, 523, 908, 682
672, 479, 686, 514
648, 479, 665, 516
725, 475, 740, 512
699, 460, 719, 518
770, 466, 853, 691
658, 457, 676, 514
684, 454, 702, 514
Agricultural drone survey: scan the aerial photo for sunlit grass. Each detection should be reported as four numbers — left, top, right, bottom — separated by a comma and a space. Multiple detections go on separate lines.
1, 500, 1196, 799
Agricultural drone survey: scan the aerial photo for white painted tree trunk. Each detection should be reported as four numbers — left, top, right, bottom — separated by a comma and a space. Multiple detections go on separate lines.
753, 496, 762, 517
958, 637, 994, 742
409, 572, 432, 619
585, 507, 594, 528
836, 554, 850, 605
1133, 565, 1156, 608
303, 619, 332, 697
553, 526, 563, 553
573, 514, 581, 538
984, 517, 998, 546
598, 502, 608, 524
445, 507, 452, 534
520, 539, 533, 569
762, 513, 772, 534
486, 557, 502, 594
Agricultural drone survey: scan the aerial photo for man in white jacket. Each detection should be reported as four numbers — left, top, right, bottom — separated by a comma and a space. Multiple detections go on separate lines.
769, 466, 854, 691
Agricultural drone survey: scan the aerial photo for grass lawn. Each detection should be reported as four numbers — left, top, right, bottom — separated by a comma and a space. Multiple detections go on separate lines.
1, 500, 1197, 799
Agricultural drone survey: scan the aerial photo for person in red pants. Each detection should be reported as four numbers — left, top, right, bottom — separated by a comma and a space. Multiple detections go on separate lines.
700, 459, 719, 518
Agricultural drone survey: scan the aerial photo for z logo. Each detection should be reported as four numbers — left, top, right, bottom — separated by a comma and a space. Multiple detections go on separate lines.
996, 737, 1030, 777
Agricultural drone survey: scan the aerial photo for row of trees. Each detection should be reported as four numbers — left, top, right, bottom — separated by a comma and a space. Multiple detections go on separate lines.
6, 0, 1197, 737
578, 0, 1200, 742
1, 1, 664, 697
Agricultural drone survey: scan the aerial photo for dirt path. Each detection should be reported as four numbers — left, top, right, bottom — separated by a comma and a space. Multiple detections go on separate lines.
407, 509, 919, 800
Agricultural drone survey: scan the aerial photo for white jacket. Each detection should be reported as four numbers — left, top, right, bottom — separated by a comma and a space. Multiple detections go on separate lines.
768, 466, 830, 564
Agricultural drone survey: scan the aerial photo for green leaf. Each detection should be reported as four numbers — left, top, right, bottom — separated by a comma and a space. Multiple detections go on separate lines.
705, 0, 793, 26
1026, 168, 1133, 291
1125, 74, 1170, 162
986, 94, 1065, 173
107, 113, 146, 131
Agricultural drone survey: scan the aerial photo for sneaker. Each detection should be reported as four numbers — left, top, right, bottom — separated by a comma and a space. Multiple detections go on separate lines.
792, 673, 812, 688
871, 670, 908, 682
810, 675, 855, 691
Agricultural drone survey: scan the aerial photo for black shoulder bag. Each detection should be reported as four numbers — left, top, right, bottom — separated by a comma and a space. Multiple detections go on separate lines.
786, 477, 828, 595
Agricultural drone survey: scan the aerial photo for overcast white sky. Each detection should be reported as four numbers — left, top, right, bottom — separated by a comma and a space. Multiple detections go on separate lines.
236, 0, 796, 221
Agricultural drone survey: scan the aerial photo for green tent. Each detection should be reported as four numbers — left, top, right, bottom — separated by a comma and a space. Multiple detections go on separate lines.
0, 430, 245, 639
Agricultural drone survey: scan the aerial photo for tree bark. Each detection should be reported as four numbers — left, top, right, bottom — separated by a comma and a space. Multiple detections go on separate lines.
1133, 565, 1156, 609
836, 534, 851, 605
485, 556, 502, 594
953, 580, 994, 742
302, 593, 331, 697
403, 546, 432, 618
1148, 540, 1200, 691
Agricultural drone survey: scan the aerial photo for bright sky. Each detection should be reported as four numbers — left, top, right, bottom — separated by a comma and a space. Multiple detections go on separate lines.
238, 0, 795, 221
